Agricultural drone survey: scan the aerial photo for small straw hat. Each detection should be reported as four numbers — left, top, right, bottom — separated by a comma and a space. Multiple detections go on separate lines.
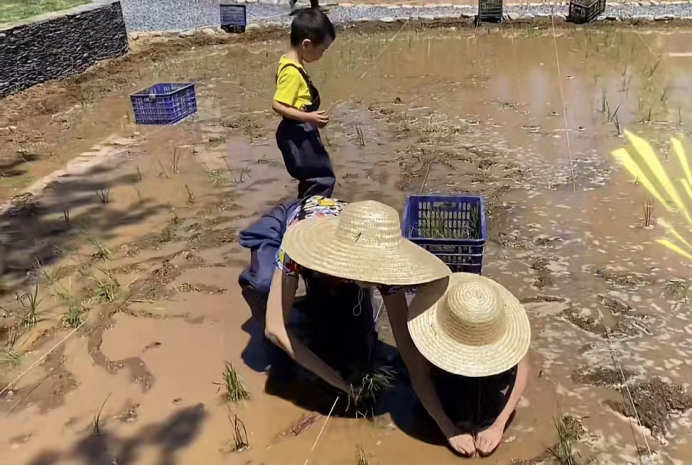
408, 273, 530, 377
281, 200, 451, 286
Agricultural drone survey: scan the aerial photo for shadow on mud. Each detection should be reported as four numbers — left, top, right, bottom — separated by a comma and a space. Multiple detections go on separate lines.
0, 164, 166, 295
239, 282, 406, 418
0, 152, 43, 179
29, 403, 207, 465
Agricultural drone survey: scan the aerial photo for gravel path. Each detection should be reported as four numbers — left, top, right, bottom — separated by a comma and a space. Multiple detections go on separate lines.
120, 0, 692, 32
247, 2, 692, 25
121, 0, 221, 32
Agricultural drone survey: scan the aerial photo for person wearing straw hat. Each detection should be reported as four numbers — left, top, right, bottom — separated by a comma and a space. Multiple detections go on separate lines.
388, 272, 531, 456
263, 196, 451, 394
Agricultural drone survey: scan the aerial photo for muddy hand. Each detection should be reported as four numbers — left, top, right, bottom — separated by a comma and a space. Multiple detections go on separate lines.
476, 423, 503, 456
448, 433, 476, 456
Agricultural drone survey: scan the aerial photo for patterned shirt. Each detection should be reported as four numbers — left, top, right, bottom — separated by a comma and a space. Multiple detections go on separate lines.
277, 196, 404, 295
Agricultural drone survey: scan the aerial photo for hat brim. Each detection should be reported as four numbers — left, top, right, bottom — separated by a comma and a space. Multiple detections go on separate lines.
281, 216, 451, 286
408, 273, 531, 377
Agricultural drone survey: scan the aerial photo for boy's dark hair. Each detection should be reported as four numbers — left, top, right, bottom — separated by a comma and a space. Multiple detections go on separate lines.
290, 9, 336, 46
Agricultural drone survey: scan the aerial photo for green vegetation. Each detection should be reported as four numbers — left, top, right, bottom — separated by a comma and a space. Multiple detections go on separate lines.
549, 414, 585, 465
61, 303, 86, 328
217, 362, 249, 402
356, 444, 369, 465
0, 0, 91, 24
418, 205, 482, 239
0, 347, 22, 367
20, 283, 43, 328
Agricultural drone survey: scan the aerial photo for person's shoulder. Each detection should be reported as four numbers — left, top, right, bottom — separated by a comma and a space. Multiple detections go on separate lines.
278, 56, 304, 76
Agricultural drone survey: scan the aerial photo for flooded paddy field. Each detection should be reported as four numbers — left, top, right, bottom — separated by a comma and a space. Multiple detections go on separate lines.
2, 23, 692, 464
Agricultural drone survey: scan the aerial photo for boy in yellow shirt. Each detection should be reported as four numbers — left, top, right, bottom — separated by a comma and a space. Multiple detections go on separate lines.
272, 9, 336, 199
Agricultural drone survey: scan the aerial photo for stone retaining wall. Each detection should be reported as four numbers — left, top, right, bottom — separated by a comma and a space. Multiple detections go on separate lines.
0, 1, 128, 98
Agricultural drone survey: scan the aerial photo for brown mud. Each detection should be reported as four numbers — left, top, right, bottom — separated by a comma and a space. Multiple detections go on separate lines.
605, 378, 692, 437
2, 23, 692, 464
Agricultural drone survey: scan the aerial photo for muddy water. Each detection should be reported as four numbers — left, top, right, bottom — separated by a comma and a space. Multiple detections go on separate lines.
3, 26, 692, 464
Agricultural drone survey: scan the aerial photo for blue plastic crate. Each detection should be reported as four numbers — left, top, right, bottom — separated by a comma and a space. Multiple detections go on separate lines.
130, 83, 197, 125
220, 3, 247, 33
402, 195, 488, 275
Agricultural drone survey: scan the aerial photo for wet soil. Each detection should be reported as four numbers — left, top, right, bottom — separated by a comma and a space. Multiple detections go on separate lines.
2, 23, 692, 465
571, 366, 636, 388
605, 377, 692, 437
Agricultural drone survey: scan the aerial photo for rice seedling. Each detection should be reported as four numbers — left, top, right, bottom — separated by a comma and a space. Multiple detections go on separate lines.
185, 185, 195, 204
19, 283, 43, 328
548, 415, 581, 465
63, 209, 70, 225
232, 165, 251, 183
679, 107, 683, 125
664, 279, 689, 301
613, 115, 622, 136
92, 268, 120, 304
216, 362, 249, 402
89, 237, 111, 261
133, 186, 142, 204
355, 124, 366, 146
61, 303, 86, 328
645, 57, 661, 78
355, 444, 369, 465
417, 205, 482, 240
0, 347, 22, 367
607, 103, 621, 123
230, 414, 250, 452
642, 199, 654, 227
350, 367, 396, 406
92, 393, 111, 436
641, 107, 652, 124
155, 157, 170, 179
136, 166, 143, 181
209, 170, 227, 185
171, 147, 182, 173
95, 188, 110, 204
599, 92, 608, 114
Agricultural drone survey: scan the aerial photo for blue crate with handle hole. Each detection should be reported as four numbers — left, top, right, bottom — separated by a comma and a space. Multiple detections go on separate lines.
220, 3, 247, 33
130, 83, 197, 125
402, 194, 487, 275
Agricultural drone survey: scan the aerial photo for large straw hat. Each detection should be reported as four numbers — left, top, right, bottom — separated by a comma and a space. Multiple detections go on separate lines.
408, 273, 530, 377
281, 200, 451, 286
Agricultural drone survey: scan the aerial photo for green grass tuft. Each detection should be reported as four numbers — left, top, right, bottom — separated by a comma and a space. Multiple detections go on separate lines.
216, 362, 249, 402
0, 0, 90, 24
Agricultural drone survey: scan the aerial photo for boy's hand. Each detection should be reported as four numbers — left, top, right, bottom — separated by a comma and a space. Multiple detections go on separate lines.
306, 110, 330, 128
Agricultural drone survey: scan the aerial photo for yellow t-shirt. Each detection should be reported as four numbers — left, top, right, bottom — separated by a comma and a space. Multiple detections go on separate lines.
273, 55, 312, 111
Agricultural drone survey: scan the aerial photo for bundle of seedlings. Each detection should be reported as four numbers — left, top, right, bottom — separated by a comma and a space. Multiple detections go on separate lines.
216, 362, 249, 402
347, 366, 397, 417
418, 204, 482, 240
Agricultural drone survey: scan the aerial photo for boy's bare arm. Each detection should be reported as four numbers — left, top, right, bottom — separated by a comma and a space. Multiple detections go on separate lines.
272, 100, 330, 127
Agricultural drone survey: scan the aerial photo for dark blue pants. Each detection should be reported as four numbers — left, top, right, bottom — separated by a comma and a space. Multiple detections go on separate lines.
276, 119, 335, 199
